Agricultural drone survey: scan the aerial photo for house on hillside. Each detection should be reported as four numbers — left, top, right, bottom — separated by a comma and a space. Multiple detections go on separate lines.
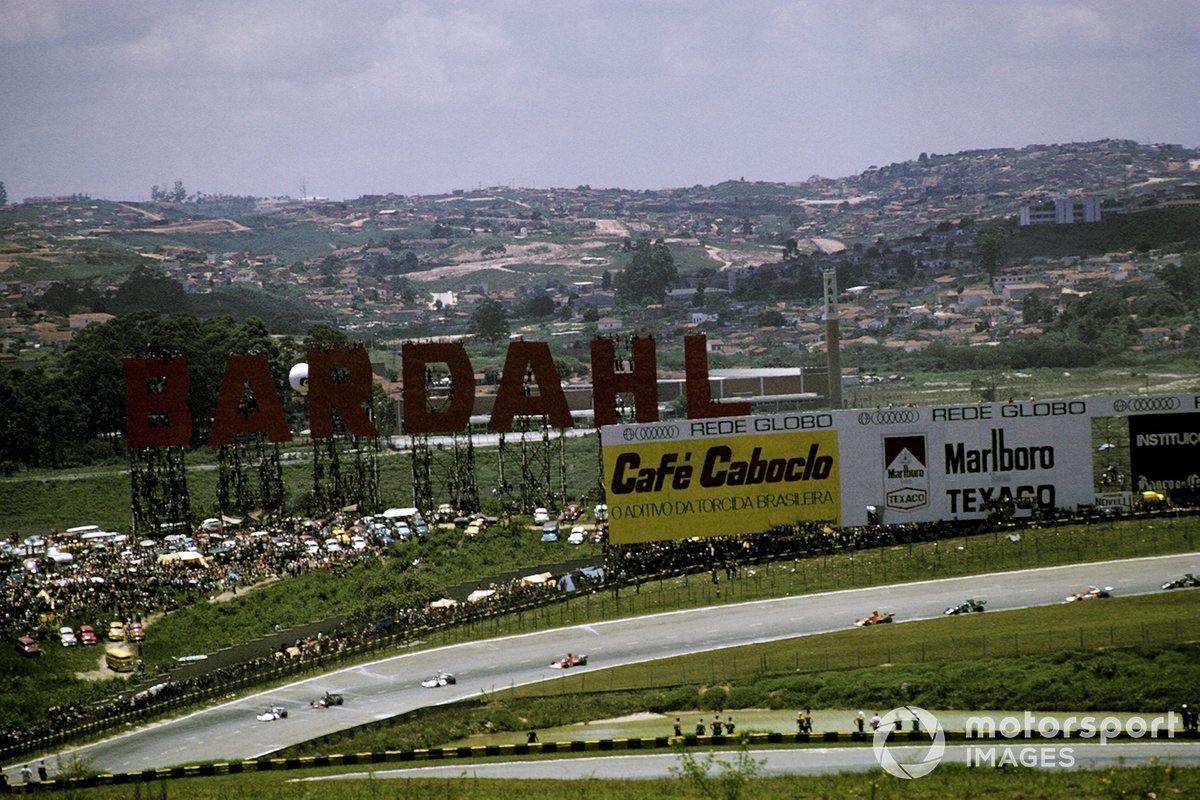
595, 317, 623, 333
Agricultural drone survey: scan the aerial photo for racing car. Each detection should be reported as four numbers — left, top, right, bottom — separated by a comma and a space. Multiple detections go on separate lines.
549, 653, 588, 669
256, 705, 288, 721
855, 611, 894, 627
1163, 574, 1200, 590
310, 691, 343, 708
944, 598, 987, 615
421, 671, 457, 688
1065, 586, 1113, 602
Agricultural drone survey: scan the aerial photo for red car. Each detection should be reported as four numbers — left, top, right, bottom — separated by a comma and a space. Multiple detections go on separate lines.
16, 636, 42, 656
549, 653, 588, 669
855, 611, 894, 627
78, 624, 98, 645
128, 621, 145, 642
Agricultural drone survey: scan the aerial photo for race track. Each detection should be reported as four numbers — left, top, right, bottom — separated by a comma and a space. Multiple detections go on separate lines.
21, 551, 1200, 777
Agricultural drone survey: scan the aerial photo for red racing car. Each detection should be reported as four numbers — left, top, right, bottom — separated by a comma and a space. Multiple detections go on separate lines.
549, 653, 588, 669
855, 611, 894, 627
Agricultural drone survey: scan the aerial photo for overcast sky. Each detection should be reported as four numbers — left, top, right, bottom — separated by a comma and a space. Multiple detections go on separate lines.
2, 1, 1197, 203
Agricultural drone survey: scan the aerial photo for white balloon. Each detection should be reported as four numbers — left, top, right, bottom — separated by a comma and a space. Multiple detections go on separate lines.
289, 362, 309, 395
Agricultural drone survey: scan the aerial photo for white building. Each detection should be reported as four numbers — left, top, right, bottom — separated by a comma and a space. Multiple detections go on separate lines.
1019, 196, 1102, 226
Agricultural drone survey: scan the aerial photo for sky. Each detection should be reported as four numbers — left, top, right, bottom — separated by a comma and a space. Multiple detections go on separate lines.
2, 0, 1198, 203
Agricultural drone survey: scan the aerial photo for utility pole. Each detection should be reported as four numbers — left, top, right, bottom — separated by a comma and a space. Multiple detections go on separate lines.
823, 270, 843, 409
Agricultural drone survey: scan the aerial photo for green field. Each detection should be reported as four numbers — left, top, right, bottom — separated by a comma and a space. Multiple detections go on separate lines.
18, 762, 1200, 800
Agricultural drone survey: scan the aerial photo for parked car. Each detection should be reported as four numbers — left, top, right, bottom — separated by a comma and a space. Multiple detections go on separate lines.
107, 620, 125, 641
567, 526, 586, 545
59, 626, 78, 647
78, 624, 97, 645
16, 635, 42, 656
127, 621, 145, 642
560, 504, 582, 521
533, 507, 551, 524
593, 504, 608, 522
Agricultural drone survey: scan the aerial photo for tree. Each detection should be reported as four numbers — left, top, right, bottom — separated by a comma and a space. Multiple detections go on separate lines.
975, 224, 1007, 277
0, 181, 7, 207
108, 265, 187, 314
1158, 254, 1200, 305
756, 309, 787, 327
1053, 289, 1136, 354
601, 270, 613, 290
782, 238, 801, 262
470, 299, 510, 344
35, 281, 101, 314
517, 293, 556, 318
617, 238, 677, 306
1021, 293, 1055, 324
151, 180, 188, 203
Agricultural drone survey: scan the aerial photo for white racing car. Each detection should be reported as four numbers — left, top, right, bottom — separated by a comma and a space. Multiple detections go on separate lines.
421, 671, 457, 688
256, 705, 288, 721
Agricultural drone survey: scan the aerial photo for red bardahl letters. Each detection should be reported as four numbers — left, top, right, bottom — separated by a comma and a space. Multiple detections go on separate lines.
124, 335, 746, 445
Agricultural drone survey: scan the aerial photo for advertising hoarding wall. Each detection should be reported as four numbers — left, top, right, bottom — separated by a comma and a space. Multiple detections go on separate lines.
601, 395, 1200, 544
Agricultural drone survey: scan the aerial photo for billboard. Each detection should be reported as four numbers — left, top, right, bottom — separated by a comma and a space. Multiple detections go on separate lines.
600, 415, 840, 544
1128, 411, 1200, 498
837, 400, 1096, 526
600, 397, 1141, 542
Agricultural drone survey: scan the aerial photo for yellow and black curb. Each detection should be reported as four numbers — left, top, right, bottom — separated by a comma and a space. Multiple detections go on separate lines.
6, 728, 1195, 792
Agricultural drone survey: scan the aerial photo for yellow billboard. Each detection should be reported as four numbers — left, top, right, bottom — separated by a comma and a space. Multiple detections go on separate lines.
602, 429, 841, 544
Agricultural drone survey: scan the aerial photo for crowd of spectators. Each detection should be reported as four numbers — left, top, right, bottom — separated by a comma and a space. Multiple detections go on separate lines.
0, 515, 401, 642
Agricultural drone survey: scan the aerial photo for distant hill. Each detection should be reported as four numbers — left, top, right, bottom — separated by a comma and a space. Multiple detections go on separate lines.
676, 139, 1200, 232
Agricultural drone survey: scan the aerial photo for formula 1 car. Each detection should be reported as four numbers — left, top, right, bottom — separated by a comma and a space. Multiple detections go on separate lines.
310, 691, 343, 708
256, 705, 288, 721
549, 653, 588, 669
944, 598, 987, 615
855, 611, 894, 627
1163, 574, 1200, 590
421, 671, 457, 688
1065, 586, 1113, 602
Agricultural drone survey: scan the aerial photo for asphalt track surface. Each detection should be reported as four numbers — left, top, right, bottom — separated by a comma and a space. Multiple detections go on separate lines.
296, 743, 1200, 781
28, 551, 1200, 777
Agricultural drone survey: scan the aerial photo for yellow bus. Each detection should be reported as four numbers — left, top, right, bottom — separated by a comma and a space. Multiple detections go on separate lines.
105, 646, 136, 672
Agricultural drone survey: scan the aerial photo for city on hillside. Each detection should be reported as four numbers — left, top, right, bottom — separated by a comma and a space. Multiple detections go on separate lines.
2, 138, 1199, 409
